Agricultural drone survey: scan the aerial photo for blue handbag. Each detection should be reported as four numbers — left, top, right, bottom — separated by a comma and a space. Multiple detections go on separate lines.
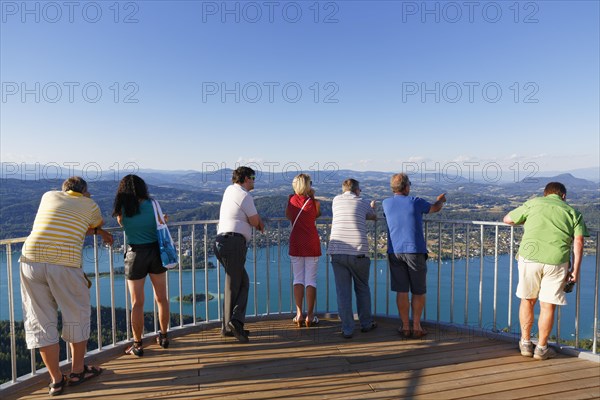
151, 199, 178, 269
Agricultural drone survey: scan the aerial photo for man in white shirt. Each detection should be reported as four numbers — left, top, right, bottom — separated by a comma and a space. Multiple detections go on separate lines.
214, 167, 265, 342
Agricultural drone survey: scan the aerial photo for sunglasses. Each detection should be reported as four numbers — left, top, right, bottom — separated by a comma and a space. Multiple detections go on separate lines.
249, 176, 256, 181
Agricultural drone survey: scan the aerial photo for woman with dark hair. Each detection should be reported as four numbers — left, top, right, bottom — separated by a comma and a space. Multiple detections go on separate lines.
113, 174, 170, 356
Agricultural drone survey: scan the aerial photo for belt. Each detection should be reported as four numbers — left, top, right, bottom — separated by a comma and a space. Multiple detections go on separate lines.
356, 255, 367, 259
218, 232, 245, 239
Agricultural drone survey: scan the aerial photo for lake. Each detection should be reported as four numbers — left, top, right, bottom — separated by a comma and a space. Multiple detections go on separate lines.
1, 245, 598, 339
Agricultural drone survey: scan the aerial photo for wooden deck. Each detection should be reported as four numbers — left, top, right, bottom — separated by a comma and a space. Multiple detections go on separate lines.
7, 317, 600, 399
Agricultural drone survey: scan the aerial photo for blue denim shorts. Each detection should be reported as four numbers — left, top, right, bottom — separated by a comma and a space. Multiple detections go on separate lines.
388, 253, 428, 294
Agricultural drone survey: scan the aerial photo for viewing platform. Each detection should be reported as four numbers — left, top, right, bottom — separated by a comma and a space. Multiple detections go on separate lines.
6, 316, 600, 399
1, 218, 599, 398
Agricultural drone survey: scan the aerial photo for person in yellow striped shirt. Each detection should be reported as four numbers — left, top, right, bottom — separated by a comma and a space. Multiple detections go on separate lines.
20, 176, 113, 395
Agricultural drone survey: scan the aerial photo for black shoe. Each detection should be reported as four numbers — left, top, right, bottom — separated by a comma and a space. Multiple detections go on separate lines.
125, 341, 144, 357
361, 321, 377, 333
227, 320, 249, 343
342, 331, 353, 339
222, 329, 250, 338
157, 332, 169, 349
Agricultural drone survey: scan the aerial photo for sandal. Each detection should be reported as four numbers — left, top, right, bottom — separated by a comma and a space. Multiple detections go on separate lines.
292, 315, 304, 328
398, 327, 412, 339
49, 374, 67, 396
305, 315, 319, 328
157, 332, 169, 349
412, 329, 428, 339
68, 365, 103, 387
125, 340, 144, 357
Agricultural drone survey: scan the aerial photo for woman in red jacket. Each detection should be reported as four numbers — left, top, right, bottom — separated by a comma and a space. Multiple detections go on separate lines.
286, 174, 322, 327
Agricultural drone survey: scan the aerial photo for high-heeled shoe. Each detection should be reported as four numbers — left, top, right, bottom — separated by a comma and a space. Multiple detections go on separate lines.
157, 332, 169, 349
292, 315, 304, 328
305, 315, 319, 328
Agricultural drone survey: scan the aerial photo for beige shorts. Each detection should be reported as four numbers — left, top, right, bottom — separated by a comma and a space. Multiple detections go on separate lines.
516, 256, 569, 305
20, 262, 91, 349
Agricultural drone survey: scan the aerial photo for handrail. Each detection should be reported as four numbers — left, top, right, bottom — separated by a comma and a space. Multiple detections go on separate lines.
1, 218, 598, 391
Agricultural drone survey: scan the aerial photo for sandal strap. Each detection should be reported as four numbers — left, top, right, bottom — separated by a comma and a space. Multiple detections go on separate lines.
49, 374, 67, 388
69, 370, 86, 380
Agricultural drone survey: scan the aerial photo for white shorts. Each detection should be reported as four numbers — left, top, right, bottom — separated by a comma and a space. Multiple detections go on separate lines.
290, 256, 319, 288
516, 256, 569, 306
20, 262, 91, 349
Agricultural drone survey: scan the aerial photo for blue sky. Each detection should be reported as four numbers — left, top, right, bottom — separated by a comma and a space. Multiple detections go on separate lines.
1, 0, 599, 178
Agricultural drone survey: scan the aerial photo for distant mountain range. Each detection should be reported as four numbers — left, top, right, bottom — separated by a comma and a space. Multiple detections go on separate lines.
1, 168, 598, 239
1, 164, 599, 185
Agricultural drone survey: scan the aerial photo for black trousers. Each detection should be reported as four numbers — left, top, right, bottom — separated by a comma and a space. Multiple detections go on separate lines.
214, 234, 248, 330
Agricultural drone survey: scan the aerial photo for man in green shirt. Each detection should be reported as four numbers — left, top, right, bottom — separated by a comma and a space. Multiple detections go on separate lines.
503, 182, 588, 360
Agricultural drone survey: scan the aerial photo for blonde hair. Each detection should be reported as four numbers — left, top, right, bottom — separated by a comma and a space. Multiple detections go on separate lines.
292, 173, 312, 196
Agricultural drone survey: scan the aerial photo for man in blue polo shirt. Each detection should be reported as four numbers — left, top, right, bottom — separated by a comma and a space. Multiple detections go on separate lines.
383, 173, 446, 339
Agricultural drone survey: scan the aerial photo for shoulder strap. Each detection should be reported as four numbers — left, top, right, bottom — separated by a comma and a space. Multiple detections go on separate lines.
151, 199, 166, 226
291, 198, 311, 230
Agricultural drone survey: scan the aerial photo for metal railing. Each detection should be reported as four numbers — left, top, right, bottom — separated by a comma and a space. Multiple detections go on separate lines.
1, 218, 598, 389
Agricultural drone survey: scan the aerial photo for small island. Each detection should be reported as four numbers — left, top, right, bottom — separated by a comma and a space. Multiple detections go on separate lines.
175, 293, 215, 302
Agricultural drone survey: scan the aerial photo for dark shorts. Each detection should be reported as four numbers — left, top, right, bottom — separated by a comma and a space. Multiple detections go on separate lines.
388, 253, 428, 295
124, 242, 167, 280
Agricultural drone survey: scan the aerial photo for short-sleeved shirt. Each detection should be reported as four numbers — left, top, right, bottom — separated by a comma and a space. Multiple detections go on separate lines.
382, 194, 431, 254
20, 190, 103, 268
328, 191, 376, 255
121, 199, 158, 244
287, 194, 321, 257
217, 184, 258, 242
508, 194, 589, 265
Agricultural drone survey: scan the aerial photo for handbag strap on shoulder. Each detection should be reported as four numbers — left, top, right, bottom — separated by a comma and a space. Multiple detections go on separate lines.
291, 197, 311, 231
151, 199, 166, 226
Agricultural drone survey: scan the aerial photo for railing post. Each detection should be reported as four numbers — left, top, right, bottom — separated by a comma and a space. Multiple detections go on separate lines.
373, 218, 378, 316
153, 227, 158, 332
7, 243, 17, 383
437, 222, 442, 323
451, 224, 455, 324
109, 244, 116, 345
465, 224, 470, 325
216, 252, 222, 323
253, 229, 257, 317
277, 221, 282, 314
594, 232, 599, 354
94, 235, 102, 350
124, 231, 131, 341
493, 225, 499, 331
191, 225, 196, 324
424, 221, 428, 320
479, 225, 484, 328
266, 225, 270, 316
325, 220, 331, 314
203, 224, 209, 323
386, 245, 390, 317
575, 256, 581, 349
178, 226, 183, 327
508, 226, 514, 331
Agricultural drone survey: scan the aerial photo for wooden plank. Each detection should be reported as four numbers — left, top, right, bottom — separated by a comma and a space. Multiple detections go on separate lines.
6, 319, 600, 400
470, 371, 600, 400
518, 386, 600, 400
